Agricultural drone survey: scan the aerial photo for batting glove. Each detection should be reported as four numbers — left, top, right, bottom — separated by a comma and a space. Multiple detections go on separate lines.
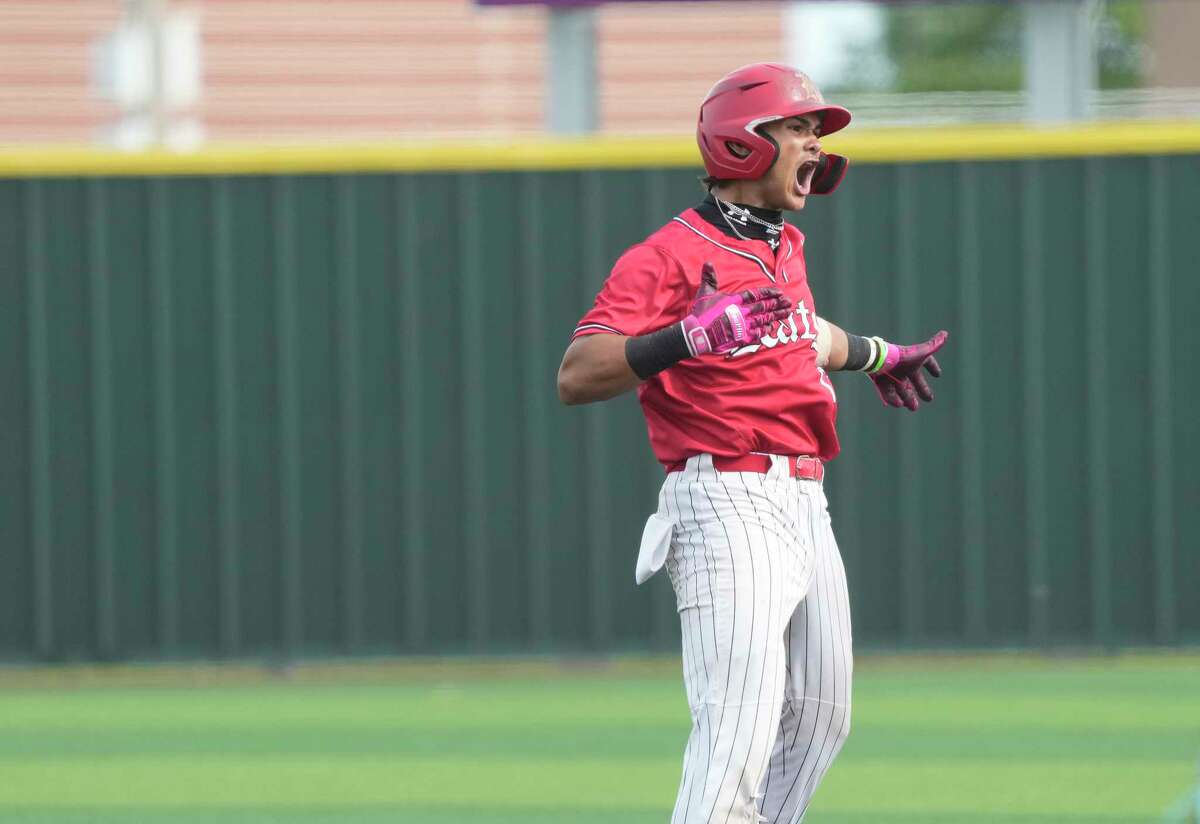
682, 262, 792, 356
869, 331, 948, 411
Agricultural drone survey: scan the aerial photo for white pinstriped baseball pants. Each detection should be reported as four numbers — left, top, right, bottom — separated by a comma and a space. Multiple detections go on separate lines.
659, 454, 853, 824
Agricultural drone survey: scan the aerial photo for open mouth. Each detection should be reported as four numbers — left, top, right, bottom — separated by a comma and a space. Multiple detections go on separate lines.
795, 159, 818, 197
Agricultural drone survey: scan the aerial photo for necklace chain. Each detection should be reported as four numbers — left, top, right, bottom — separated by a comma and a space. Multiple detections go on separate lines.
713, 193, 782, 249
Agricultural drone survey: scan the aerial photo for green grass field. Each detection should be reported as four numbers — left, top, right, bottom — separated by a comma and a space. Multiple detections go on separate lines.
0, 653, 1197, 823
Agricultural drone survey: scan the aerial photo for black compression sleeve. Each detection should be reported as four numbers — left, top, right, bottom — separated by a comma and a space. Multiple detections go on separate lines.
842, 333, 874, 372
625, 323, 692, 379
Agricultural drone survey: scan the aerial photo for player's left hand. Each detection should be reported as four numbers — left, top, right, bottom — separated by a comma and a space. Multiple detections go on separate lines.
870, 331, 948, 411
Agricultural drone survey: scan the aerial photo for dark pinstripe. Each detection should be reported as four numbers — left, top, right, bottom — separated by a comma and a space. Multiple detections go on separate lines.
662, 458, 849, 824
793, 541, 835, 820
664, 455, 850, 823
671, 459, 730, 824
683, 472, 720, 667
664, 471, 701, 823
793, 493, 853, 822
706, 473, 761, 822
774, 596, 823, 820
662, 496, 693, 815
714, 472, 779, 822
695, 470, 742, 820
760, 484, 852, 824
766, 491, 820, 820
741, 477, 786, 817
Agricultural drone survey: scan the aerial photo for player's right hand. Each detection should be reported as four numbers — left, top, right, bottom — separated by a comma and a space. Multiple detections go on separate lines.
681, 262, 792, 356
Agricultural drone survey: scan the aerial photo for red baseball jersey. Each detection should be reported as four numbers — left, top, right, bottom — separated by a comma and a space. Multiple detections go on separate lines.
572, 207, 840, 467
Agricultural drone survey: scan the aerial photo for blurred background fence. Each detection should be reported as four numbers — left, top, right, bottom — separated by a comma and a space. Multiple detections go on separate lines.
2, 0, 1199, 664
2, 6, 1197, 824
2, 128, 1198, 663
4, 0, 1200, 146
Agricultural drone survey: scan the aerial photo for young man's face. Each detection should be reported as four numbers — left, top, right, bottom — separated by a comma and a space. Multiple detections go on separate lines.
753, 114, 823, 211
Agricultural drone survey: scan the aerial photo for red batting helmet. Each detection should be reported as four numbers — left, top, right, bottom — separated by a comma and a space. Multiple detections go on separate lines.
697, 63, 852, 181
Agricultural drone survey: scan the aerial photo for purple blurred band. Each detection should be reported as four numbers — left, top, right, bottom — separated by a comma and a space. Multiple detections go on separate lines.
476, 0, 718, 5
477, 0, 933, 4
477, 0, 598, 5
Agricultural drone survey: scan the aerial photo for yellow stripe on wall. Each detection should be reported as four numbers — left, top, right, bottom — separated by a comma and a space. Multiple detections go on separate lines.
2, 121, 1199, 177
837, 120, 1200, 163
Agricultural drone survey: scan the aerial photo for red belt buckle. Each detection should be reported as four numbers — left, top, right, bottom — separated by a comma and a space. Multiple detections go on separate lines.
666, 454, 823, 481
789, 456, 824, 482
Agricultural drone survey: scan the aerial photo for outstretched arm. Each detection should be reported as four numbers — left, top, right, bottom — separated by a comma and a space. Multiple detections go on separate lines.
815, 317, 948, 411
815, 317, 850, 371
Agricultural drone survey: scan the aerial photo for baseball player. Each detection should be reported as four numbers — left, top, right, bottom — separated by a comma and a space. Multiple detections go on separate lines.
557, 63, 947, 823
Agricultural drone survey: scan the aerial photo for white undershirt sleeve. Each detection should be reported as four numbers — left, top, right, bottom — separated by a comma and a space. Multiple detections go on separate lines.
813, 315, 832, 368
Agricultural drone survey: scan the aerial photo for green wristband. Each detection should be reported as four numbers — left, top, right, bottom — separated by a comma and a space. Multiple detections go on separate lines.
868, 337, 889, 373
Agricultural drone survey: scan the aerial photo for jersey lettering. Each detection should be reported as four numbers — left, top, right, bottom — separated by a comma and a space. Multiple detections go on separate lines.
796, 299, 817, 341
574, 208, 841, 464
726, 300, 814, 358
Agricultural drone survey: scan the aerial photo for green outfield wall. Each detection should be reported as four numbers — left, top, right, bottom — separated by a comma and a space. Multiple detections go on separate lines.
2, 124, 1199, 661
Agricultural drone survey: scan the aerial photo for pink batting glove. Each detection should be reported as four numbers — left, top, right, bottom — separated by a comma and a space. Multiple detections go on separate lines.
870, 331, 949, 411
681, 262, 792, 356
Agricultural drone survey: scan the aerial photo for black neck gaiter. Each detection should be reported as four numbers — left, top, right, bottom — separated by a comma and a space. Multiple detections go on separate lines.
694, 193, 785, 250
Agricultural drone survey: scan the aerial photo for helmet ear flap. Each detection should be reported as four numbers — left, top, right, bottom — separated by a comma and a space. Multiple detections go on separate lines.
755, 124, 781, 177
725, 140, 751, 159
696, 63, 851, 180
811, 152, 849, 195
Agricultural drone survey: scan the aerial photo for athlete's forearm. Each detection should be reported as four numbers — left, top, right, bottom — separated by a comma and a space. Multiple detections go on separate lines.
557, 334, 642, 405
560, 264, 791, 406
825, 320, 916, 374
817, 318, 850, 370
556, 317, 709, 404
815, 318, 889, 373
